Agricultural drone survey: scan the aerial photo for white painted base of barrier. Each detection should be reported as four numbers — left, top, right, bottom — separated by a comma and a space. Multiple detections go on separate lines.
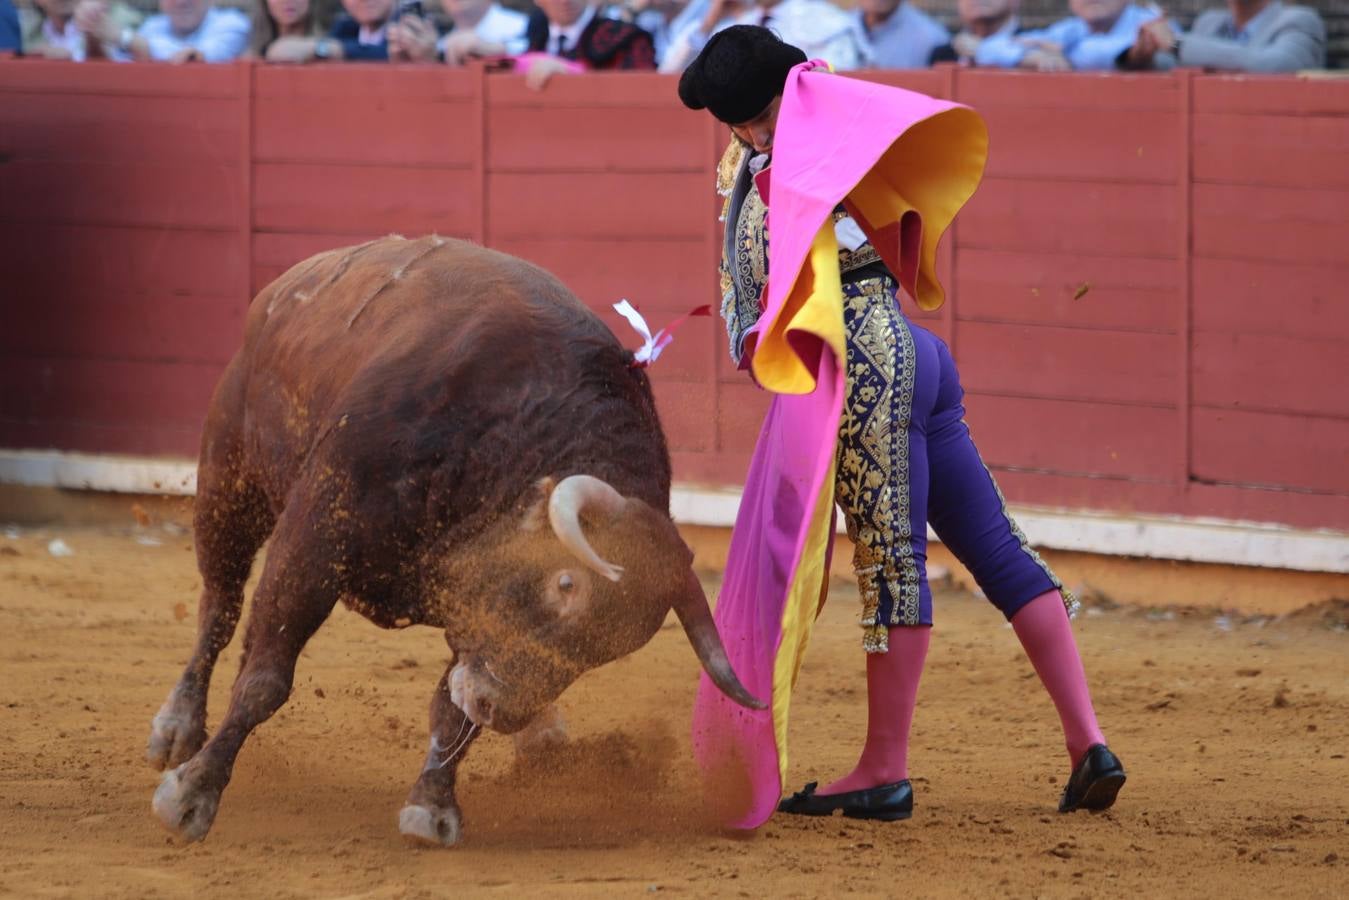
0, 450, 198, 496
2, 450, 1346, 574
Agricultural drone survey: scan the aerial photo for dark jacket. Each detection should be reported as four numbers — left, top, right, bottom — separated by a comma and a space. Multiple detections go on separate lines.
331, 14, 389, 61
524, 8, 655, 70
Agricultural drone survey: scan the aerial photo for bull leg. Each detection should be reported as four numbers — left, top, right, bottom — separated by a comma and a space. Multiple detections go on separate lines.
511, 703, 568, 759
152, 519, 336, 843
147, 484, 273, 771
149, 361, 275, 771
400, 663, 482, 847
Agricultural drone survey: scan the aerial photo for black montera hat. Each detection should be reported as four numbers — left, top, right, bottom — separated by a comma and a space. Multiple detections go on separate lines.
677, 25, 807, 125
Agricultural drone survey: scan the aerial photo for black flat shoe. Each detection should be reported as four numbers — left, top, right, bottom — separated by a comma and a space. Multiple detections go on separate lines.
1059, 744, 1126, 813
777, 780, 913, 821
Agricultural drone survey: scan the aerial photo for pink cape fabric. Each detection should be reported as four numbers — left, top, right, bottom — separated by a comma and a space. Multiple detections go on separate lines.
506, 52, 586, 74
690, 63, 987, 829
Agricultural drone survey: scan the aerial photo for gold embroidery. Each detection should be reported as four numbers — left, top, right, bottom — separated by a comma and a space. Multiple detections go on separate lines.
832, 209, 883, 275
719, 164, 769, 365
978, 459, 1078, 618
717, 141, 745, 304
851, 531, 889, 653
734, 187, 768, 313
717, 140, 747, 210
835, 278, 922, 653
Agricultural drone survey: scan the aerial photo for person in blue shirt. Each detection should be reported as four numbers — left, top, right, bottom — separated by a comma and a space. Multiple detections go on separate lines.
1, 0, 25, 51
853, 0, 950, 69
976, 0, 1164, 70
930, 0, 1027, 65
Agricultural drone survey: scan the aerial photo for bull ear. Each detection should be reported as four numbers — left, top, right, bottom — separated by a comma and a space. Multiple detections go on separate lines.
520, 477, 557, 532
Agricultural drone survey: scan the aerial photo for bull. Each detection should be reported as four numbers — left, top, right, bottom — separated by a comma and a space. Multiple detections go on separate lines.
147, 235, 762, 846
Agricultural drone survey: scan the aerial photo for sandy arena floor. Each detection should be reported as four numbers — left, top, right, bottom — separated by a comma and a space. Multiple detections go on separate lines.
1, 521, 1346, 898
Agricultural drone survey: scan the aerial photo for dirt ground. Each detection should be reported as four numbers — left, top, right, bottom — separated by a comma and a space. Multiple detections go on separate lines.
1, 520, 1346, 899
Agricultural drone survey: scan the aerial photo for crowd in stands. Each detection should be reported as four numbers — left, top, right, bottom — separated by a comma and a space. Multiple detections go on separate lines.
0, 0, 1329, 76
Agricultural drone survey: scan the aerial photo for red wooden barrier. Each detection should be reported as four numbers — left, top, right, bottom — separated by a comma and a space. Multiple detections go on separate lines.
1, 61, 1346, 531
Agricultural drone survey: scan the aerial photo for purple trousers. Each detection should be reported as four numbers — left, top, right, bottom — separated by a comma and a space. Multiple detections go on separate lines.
835, 278, 1070, 653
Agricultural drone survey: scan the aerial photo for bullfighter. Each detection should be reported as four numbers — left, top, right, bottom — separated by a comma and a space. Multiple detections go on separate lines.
679, 25, 1126, 825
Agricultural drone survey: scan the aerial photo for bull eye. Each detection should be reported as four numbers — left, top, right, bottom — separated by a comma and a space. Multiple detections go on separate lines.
557, 573, 575, 594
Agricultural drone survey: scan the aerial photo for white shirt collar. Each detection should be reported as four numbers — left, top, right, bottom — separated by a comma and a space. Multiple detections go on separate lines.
358, 22, 388, 45
548, 4, 596, 53
476, 5, 526, 42
43, 16, 87, 59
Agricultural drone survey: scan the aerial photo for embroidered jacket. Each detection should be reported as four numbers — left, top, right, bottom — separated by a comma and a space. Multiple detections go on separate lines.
716, 140, 888, 367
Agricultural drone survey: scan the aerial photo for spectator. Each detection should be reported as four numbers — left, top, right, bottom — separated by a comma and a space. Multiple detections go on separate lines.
976, 0, 1161, 71
437, 0, 531, 65
746, 0, 864, 69
660, 0, 749, 72
852, 0, 950, 69
77, 0, 248, 62
1, 0, 19, 53
662, 0, 863, 74
248, 0, 326, 61
328, 0, 400, 60
613, 0, 683, 61
1124, 0, 1325, 71
521, 0, 656, 85
21, 0, 141, 59
931, 0, 1024, 64
386, 3, 440, 61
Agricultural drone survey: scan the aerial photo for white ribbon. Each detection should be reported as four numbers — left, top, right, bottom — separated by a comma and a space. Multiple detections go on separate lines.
613, 300, 674, 365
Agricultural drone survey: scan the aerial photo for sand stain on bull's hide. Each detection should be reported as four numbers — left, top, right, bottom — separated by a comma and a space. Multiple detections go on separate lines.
456, 720, 719, 849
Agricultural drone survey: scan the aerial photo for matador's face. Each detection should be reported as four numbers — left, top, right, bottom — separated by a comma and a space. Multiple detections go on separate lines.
730, 95, 782, 156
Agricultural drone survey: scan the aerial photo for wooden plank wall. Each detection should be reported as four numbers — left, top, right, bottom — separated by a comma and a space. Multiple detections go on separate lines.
250, 66, 483, 292
1187, 77, 1349, 528
951, 72, 1189, 519
480, 75, 729, 483
0, 62, 1346, 531
0, 62, 248, 456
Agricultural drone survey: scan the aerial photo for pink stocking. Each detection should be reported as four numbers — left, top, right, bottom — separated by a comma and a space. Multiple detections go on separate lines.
820, 625, 930, 795
1011, 590, 1106, 765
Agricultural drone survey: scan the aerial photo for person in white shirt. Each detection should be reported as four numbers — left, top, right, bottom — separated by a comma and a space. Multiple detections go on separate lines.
439, 0, 532, 65
38, 0, 87, 58
663, 0, 862, 74
660, 0, 748, 72
22, 0, 136, 60
80, 0, 248, 63
853, 0, 950, 69
748, 0, 864, 70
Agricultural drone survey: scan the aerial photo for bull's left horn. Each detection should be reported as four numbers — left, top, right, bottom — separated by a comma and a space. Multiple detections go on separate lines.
548, 475, 627, 582
674, 569, 767, 710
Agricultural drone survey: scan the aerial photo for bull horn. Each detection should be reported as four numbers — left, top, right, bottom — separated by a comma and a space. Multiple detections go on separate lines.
548, 475, 627, 582
674, 569, 767, 710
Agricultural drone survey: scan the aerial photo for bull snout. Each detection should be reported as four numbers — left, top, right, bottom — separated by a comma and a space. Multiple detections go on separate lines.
448, 661, 498, 729
449, 658, 546, 734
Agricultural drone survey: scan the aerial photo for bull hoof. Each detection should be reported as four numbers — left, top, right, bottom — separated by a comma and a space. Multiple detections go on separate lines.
146, 695, 206, 771
399, 804, 462, 847
153, 767, 220, 843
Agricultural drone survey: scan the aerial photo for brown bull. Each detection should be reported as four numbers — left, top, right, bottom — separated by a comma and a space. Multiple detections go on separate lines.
147, 235, 762, 846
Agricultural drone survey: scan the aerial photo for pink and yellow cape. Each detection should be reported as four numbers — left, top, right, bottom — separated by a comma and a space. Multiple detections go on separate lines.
691, 64, 989, 829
